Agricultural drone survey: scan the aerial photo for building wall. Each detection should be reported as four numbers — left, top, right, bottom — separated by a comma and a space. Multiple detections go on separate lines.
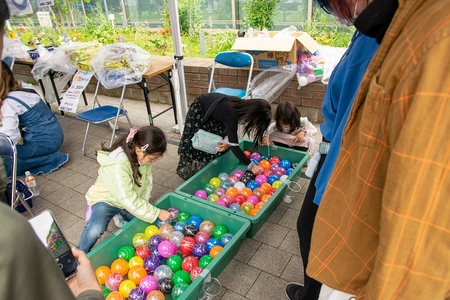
13, 55, 325, 123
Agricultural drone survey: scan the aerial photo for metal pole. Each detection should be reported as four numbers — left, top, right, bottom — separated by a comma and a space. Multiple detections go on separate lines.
231, 0, 236, 30
168, 0, 188, 133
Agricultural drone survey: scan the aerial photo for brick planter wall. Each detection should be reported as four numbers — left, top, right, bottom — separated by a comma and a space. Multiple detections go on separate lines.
13, 55, 325, 123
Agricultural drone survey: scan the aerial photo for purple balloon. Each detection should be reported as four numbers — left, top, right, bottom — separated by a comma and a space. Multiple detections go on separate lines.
144, 254, 161, 274
214, 187, 226, 197
128, 287, 146, 300
192, 243, 208, 257
149, 234, 164, 248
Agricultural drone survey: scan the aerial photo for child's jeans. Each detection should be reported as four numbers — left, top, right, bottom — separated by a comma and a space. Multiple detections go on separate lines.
77, 202, 135, 253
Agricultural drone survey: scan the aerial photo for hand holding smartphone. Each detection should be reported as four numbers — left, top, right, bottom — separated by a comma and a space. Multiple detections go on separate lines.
28, 210, 79, 279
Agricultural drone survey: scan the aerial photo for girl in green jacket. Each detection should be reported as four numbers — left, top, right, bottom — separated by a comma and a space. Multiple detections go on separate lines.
78, 126, 170, 253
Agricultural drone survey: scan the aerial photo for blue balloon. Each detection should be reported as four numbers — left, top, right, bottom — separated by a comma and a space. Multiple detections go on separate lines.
220, 233, 234, 246
246, 180, 260, 191
279, 159, 292, 170
187, 215, 203, 229
229, 203, 242, 212
173, 221, 187, 232
206, 238, 222, 251
267, 174, 280, 185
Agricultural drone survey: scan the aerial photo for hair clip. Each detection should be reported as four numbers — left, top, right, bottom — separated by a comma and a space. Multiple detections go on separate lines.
141, 144, 149, 152
126, 128, 138, 143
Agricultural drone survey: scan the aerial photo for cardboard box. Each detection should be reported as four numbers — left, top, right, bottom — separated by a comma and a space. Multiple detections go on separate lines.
231, 31, 319, 70
175, 139, 310, 237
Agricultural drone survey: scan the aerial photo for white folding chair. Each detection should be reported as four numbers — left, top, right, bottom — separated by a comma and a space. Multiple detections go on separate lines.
208, 51, 254, 99
0, 133, 34, 215
76, 81, 132, 156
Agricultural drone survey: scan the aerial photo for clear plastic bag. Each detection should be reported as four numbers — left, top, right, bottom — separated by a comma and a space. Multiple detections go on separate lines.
31, 42, 102, 80
245, 64, 297, 103
2, 36, 31, 61
90, 43, 152, 89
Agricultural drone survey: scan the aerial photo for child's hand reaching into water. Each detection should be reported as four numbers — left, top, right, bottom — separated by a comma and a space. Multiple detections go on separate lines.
158, 209, 171, 221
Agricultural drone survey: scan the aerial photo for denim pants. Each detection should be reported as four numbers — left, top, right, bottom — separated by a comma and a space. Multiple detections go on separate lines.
77, 202, 135, 253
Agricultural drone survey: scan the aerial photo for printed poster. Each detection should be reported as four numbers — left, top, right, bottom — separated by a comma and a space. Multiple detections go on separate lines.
59, 70, 94, 113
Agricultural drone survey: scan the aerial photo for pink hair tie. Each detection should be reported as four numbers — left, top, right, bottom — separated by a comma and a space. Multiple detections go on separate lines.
126, 128, 138, 143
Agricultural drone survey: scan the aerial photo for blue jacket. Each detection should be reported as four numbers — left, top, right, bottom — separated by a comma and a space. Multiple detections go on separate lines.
313, 31, 379, 205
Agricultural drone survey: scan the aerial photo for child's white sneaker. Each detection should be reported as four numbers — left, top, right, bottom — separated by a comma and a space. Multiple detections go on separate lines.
113, 214, 128, 228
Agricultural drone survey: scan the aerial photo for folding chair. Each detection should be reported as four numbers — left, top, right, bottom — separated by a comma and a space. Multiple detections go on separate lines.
208, 51, 254, 99
2, 56, 15, 70
0, 133, 34, 215
76, 81, 132, 156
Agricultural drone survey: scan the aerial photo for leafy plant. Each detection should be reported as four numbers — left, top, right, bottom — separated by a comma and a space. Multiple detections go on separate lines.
242, 0, 281, 30
301, 10, 354, 47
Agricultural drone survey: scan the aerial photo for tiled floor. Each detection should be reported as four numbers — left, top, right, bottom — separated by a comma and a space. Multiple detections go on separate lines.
20, 92, 321, 300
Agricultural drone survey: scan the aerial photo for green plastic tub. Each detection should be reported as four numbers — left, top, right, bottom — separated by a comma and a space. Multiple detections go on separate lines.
88, 192, 251, 299
175, 139, 309, 237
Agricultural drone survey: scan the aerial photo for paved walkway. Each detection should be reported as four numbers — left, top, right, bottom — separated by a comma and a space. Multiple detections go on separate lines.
21, 92, 322, 300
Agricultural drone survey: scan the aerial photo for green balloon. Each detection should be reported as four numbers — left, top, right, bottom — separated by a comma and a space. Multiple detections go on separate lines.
167, 254, 183, 272
199, 255, 213, 269
172, 282, 189, 300
102, 285, 111, 297
172, 270, 192, 285
204, 183, 216, 195
212, 225, 229, 240
178, 212, 191, 223
117, 245, 135, 261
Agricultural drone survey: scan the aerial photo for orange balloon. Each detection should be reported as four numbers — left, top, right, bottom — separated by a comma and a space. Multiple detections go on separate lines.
209, 245, 223, 258
255, 202, 264, 210
127, 266, 148, 285
146, 290, 165, 300
260, 194, 271, 204
111, 258, 129, 276
260, 183, 272, 194
95, 265, 112, 285
106, 291, 125, 300
258, 159, 271, 170
225, 187, 239, 198
248, 208, 259, 216
240, 187, 253, 199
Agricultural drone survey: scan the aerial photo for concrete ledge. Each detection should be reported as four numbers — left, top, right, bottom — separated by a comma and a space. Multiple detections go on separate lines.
13, 55, 325, 123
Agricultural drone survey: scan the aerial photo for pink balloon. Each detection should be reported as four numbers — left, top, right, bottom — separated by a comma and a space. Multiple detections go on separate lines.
194, 190, 207, 200
157, 241, 178, 258
246, 195, 259, 206
139, 275, 158, 294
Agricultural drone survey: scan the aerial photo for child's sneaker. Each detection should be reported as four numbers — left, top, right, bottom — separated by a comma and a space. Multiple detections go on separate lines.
113, 214, 128, 228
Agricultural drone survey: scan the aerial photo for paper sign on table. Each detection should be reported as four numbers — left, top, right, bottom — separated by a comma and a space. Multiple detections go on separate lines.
59, 70, 94, 113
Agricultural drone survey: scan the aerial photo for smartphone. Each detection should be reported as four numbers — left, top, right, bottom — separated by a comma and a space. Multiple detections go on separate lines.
28, 210, 79, 279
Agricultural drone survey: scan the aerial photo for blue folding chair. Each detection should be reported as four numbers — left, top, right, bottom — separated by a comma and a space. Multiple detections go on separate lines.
2, 56, 15, 70
0, 133, 34, 215
208, 51, 254, 99
76, 81, 132, 156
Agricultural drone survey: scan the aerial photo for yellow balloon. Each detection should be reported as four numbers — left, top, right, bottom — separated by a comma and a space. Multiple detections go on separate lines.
144, 225, 160, 240
119, 279, 136, 298
272, 180, 282, 189
128, 256, 144, 268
